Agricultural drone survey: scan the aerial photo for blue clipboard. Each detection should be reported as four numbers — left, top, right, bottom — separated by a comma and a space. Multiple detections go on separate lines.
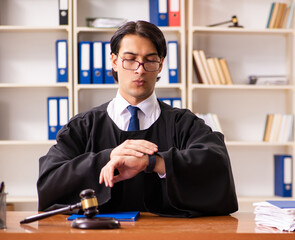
67, 211, 140, 222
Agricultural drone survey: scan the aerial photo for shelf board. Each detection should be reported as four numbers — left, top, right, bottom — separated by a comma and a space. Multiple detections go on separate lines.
191, 26, 294, 35
76, 26, 183, 33
76, 83, 183, 90
76, 84, 118, 90
191, 83, 294, 90
7, 196, 38, 203
0, 140, 56, 146
238, 196, 294, 203
156, 83, 184, 89
226, 141, 294, 147
0, 83, 69, 88
0, 25, 69, 32
76, 26, 118, 33
159, 26, 183, 33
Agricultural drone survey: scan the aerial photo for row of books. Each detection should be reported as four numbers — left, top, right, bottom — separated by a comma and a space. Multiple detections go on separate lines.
79, 41, 113, 84
57, 39, 179, 85
78, 40, 179, 85
149, 0, 180, 27
47, 97, 69, 140
193, 50, 233, 85
263, 114, 294, 142
266, 1, 295, 29
195, 113, 223, 133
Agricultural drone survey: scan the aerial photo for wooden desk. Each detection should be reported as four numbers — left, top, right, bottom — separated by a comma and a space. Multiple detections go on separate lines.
0, 211, 294, 240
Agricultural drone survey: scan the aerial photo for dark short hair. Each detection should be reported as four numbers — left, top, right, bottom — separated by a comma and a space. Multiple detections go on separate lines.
110, 20, 167, 82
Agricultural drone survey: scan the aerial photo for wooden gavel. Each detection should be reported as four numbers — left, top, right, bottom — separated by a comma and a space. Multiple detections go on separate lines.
207, 15, 243, 28
20, 189, 120, 229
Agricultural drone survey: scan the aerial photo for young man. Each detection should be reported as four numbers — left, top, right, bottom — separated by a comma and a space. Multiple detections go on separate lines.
37, 21, 238, 217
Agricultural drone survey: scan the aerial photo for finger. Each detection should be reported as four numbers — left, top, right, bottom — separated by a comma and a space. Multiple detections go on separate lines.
125, 140, 158, 155
99, 170, 103, 184
127, 139, 158, 150
106, 163, 116, 187
101, 168, 109, 187
99, 165, 107, 185
120, 148, 144, 157
99, 164, 112, 187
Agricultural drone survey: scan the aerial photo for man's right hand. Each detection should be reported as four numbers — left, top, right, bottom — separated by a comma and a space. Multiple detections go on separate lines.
99, 139, 158, 187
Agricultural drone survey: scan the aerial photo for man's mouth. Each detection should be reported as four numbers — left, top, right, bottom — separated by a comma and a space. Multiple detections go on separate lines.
133, 80, 145, 86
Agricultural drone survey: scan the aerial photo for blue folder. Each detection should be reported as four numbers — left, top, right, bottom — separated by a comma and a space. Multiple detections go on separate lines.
56, 40, 68, 82
67, 211, 140, 222
47, 97, 59, 140
267, 201, 295, 209
47, 96, 69, 140
79, 41, 92, 84
103, 42, 114, 84
92, 41, 104, 84
274, 154, 292, 197
167, 41, 179, 83
171, 97, 182, 108
149, 0, 168, 26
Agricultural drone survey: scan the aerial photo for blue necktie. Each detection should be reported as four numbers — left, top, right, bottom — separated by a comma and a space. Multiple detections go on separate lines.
127, 106, 140, 131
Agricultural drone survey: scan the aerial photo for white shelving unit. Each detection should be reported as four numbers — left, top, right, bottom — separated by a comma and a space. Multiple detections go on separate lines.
0, 0, 73, 209
4, 0, 293, 212
72, 0, 186, 115
187, 0, 295, 211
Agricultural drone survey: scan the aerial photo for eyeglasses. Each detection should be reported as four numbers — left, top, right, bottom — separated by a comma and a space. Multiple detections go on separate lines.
118, 55, 161, 72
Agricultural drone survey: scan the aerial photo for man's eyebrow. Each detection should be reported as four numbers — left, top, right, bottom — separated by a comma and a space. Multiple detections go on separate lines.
122, 51, 159, 57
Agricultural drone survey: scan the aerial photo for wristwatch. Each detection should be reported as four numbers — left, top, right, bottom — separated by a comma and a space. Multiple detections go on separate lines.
145, 154, 156, 173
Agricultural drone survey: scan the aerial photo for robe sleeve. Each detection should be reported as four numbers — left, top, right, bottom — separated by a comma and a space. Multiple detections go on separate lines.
157, 109, 238, 217
37, 113, 111, 211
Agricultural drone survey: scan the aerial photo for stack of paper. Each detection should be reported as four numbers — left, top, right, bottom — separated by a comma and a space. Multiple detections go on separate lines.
86, 17, 127, 28
253, 201, 295, 231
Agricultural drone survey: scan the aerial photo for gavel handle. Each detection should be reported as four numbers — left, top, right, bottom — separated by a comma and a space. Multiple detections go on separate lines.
207, 20, 232, 27
20, 203, 82, 224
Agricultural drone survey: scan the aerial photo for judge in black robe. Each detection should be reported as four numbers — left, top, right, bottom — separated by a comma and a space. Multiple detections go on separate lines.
37, 100, 238, 217
37, 20, 238, 217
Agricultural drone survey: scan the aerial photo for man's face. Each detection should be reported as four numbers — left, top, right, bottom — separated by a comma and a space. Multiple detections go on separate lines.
111, 34, 164, 105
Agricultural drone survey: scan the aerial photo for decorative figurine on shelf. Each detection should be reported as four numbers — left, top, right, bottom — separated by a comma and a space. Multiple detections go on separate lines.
207, 15, 243, 28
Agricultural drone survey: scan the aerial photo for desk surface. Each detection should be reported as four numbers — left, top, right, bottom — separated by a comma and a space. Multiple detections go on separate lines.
0, 211, 294, 240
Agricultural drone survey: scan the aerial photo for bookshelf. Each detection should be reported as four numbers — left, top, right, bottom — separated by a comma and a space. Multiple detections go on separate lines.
187, 0, 295, 210
72, 0, 186, 115
3, 0, 293, 212
0, 0, 73, 209
0, 0, 186, 210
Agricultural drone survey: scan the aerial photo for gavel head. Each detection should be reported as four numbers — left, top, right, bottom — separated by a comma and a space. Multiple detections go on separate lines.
79, 189, 99, 218
231, 15, 239, 27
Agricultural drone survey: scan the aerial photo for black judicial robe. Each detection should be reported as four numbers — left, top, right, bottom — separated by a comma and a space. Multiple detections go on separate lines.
37, 100, 238, 217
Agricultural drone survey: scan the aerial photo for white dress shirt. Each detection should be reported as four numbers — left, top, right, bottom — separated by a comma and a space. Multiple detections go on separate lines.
107, 90, 161, 131
107, 90, 165, 178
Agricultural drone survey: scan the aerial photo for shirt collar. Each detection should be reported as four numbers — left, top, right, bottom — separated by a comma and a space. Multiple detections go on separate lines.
114, 90, 159, 118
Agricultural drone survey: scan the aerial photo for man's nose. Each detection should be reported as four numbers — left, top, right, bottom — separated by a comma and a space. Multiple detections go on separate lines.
135, 63, 146, 73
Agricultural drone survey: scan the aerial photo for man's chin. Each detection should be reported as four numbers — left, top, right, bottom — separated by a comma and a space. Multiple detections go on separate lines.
130, 91, 153, 101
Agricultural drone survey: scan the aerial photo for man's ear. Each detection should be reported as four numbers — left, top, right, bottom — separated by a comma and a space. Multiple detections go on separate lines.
158, 57, 165, 73
111, 53, 118, 72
